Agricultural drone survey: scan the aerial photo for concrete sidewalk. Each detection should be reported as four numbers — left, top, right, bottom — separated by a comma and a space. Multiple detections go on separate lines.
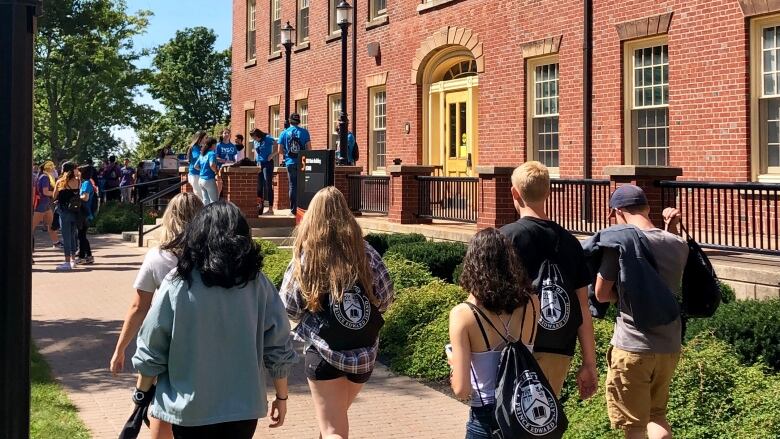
32, 233, 468, 438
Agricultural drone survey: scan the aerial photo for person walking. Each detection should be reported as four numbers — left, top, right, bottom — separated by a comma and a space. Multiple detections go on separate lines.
586, 185, 688, 439
279, 186, 393, 439
251, 128, 278, 216
187, 131, 208, 200
119, 158, 136, 203
499, 161, 598, 399
132, 201, 297, 438
52, 162, 81, 271
75, 164, 96, 265
195, 137, 219, 205
32, 161, 62, 248
336, 131, 358, 165
104, 155, 122, 202
110, 192, 203, 439
215, 128, 238, 165
276, 113, 310, 215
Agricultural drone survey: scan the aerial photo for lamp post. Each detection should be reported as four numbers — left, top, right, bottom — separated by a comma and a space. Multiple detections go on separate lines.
281, 21, 295, 128
336, 0, 352, 165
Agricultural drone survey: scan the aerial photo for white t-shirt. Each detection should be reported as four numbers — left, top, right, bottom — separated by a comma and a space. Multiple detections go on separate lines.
133, 247, 178, 293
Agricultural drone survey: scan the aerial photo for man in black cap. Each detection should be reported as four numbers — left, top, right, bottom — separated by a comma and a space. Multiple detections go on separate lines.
276, 113, 311, 215
586, 184, 688, 439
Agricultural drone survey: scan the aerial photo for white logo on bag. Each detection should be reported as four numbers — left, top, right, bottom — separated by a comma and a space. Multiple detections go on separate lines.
513, 371, 558, 436
538, 266, 570, 331
333, 286, 370, 330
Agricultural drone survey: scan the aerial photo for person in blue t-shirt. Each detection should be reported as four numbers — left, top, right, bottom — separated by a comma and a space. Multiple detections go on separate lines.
251, 129, 279, 216
276, 113, 311, 214
215, 128, 238, 165
336, 131, 358, 165
77, 164, 96, 264
194, 137, 219, 205
187, 131, 208, 200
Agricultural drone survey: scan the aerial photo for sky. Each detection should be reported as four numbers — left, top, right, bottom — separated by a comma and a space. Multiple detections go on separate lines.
111, 0, 233, 146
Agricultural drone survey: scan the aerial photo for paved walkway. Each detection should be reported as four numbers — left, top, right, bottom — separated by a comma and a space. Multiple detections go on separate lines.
32, 233, 468, 438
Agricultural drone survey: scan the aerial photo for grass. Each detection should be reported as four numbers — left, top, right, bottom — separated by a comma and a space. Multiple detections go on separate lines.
30, 345, 90, 439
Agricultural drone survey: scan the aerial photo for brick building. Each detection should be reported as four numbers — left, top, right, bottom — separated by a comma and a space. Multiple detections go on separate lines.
230, 0, 780, 245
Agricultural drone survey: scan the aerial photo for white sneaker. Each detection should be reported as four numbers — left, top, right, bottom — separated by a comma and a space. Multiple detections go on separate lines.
56, 262, 72, 271
70, 261, 77, 269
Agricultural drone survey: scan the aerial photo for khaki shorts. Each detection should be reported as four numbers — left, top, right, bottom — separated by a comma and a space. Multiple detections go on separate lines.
605, 346, 681, 430
533, 352, 572, 398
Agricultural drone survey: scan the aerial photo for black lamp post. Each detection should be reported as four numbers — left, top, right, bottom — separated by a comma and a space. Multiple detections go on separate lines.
281, 21, 295, 128
336, 0, 352, 165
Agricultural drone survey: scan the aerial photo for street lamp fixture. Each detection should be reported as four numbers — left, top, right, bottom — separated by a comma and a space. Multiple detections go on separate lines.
281, 21, 295, 128
337, 0, 353, 165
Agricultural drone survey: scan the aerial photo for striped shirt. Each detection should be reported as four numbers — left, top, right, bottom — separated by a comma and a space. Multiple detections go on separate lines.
279, 241, 394, 374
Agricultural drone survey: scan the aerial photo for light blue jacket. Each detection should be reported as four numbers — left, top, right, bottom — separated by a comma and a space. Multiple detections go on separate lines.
132, 271, 298, 427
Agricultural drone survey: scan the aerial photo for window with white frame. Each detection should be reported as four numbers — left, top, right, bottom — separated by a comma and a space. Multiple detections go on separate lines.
270, 0, 281, 54
269, 105, 280, 138
625, 37, 669, 166
370, 0, 387, 20
246, 0, 256, 61
328, 94, 341, 150
754, 17, 780, 178
526, 56, 559, 171
298, 0, 309, 43
296, 99, 308, 129
370, 87, 387, 171
245, 109, 255, 158
329, 0, 338, 35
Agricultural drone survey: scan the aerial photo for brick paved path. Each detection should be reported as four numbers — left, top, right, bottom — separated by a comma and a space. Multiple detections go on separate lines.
32, 234, 468, 438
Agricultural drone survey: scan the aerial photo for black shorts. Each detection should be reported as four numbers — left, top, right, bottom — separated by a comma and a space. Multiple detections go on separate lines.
304, 347, 373, 384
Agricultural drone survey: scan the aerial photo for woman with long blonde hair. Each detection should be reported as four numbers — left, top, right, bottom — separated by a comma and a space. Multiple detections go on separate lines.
280, 186, 394, 439
32, 161, 62, 249
110, 192, 203, 439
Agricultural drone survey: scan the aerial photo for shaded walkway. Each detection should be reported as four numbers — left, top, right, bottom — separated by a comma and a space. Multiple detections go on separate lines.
32, 234, 468, 438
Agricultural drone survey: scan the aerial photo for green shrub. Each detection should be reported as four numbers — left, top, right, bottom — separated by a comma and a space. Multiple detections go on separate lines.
254, 238, 279, 256
365, 233, 390, 255
452, 262, 464, 285
383, 253, 435, 292
719, 281, 736, 304
386, 241, 467, 282
686, 299, 780, 371
92, 201, 156, 234
262, 249, 292, 289
365, 232, 427, 256
380, 280, 467, 379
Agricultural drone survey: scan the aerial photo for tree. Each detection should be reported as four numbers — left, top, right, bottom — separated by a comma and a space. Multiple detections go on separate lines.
34, 0, 152, 163
148, 27, 231, 131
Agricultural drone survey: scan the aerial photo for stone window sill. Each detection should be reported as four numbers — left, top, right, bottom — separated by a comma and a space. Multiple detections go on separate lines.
293, 41, 310, 53
365, 15, 389, 31
758, 173, 780, 183
326, 31, 342, 44
267, 52, 282, 62
417, 0, 465, 13
244, 59, 257, 68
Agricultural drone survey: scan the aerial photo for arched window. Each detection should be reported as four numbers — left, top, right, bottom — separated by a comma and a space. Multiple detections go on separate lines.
442, 60, 478, 81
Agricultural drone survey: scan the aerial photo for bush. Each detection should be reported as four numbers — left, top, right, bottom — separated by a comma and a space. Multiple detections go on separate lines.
92, 201, 156, 234
383, 253, 435, 292
380, 280, 467, 380
686, 299, 780, 371
386, 241, 467, 282
452, 262, 464, 285
365, 232, 427, 256
719, 281, 736, 304
254, 238, 279, 256
261, 249, 292, 289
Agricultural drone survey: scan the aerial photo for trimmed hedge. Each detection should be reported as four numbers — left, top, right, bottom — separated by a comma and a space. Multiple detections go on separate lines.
365, 232, 427, 256
93, 201, 156, 234
261, 249, 292, 289
386, 241, 467, 282
383, 253, 436, 292
686, 298, 780, 371
254, 238, 279, 256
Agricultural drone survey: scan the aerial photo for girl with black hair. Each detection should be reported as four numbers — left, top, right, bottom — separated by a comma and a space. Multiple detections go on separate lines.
132, 201, 296, 438
447, 228, 540, 439
75, 164, 96, 265
52, 161, 81, 271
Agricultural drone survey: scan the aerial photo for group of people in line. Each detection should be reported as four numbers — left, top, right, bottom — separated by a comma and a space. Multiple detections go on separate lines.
106, 160, 686, 439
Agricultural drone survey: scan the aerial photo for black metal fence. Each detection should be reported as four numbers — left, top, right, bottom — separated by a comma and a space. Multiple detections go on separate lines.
135, 177, 186, 247
346, 175, 390, 214
546, 179, 611, 235
660, 180, 780, 254
417, 176, 479, 223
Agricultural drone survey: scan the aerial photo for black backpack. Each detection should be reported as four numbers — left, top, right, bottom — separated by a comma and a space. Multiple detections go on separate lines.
465, 302, 568, 439
287, 132, 304, 159
316, 283, 384, 351
680, 225, 721, 318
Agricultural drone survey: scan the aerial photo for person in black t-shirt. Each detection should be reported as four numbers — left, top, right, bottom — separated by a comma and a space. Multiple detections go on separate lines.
499, 161, 598, 399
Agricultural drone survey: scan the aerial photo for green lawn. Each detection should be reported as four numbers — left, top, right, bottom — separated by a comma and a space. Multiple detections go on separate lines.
30, 345, 90, 439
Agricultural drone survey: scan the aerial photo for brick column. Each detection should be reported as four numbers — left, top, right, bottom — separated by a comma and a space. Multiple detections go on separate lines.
476, 166, 517, 229
388, 165, 436, 224
179, 167, 191, 194
604, 165, 683, 226
273, 166, 290, 211
220, 165, 259, 218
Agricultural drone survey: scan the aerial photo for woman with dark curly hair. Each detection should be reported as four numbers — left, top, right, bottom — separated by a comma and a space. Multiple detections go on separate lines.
446, 228, 540, 439
132, 201, 297, 438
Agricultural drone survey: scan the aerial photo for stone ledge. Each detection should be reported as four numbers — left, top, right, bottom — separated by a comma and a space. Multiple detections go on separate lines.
267, 52, 282, 62
220, 165, 260, 174
417, 0, 465, 13
293, 41, 310, 53
365, 15, 389, 31
387, 165, 437, 174
604, 165, 683, 178
244, 59, 257, 68
475, 166, 515, 176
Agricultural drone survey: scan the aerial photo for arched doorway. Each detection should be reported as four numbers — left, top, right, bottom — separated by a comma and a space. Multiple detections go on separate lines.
412, 27, 484, 177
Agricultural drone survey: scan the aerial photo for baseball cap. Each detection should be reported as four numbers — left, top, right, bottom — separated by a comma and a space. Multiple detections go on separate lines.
289, 113, 301, 124
609, 184, 648, 210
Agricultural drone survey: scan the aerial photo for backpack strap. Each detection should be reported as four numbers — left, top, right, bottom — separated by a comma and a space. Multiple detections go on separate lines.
464, 302, 493, 351
464, 302, 510, 345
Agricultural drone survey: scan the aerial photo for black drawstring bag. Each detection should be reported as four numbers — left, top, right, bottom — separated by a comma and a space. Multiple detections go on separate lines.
117, 385, 155, 439
316, 282, 384, 351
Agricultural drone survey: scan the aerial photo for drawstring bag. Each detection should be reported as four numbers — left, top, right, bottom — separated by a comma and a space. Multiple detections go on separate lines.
316, 283, 384, 351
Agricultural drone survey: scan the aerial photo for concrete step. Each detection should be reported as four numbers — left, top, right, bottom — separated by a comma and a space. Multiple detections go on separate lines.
247, 216, 296, 229
251, 227, 294, 238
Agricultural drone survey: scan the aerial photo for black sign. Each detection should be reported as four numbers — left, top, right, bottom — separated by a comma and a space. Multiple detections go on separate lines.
296, 149, 335, 218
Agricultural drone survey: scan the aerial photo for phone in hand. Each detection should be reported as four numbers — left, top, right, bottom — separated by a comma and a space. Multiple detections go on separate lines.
444, 344, 453, 355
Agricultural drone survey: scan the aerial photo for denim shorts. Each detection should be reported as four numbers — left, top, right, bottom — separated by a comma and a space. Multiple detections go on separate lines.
304, 347, 372, 384
465, 404, 500, 439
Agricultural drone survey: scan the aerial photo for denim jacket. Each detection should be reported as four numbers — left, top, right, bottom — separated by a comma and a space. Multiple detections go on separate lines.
582, 225, 680, 330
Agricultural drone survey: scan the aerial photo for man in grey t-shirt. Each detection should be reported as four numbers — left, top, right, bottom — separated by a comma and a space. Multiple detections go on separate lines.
594, 185, 688, 439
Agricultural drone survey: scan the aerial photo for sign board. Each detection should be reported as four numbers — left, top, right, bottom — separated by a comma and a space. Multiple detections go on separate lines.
295, 149, 335, 223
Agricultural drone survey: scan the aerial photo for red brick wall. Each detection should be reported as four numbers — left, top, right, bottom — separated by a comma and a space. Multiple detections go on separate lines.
233, 0, 754, 183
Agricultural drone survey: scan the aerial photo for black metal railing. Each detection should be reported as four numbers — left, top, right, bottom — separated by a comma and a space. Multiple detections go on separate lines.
546, 178, 611, 235
417, 176, 479, 223
347, 175, 390, 214
136, 178, 187, 247
659, 180, 780, 254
